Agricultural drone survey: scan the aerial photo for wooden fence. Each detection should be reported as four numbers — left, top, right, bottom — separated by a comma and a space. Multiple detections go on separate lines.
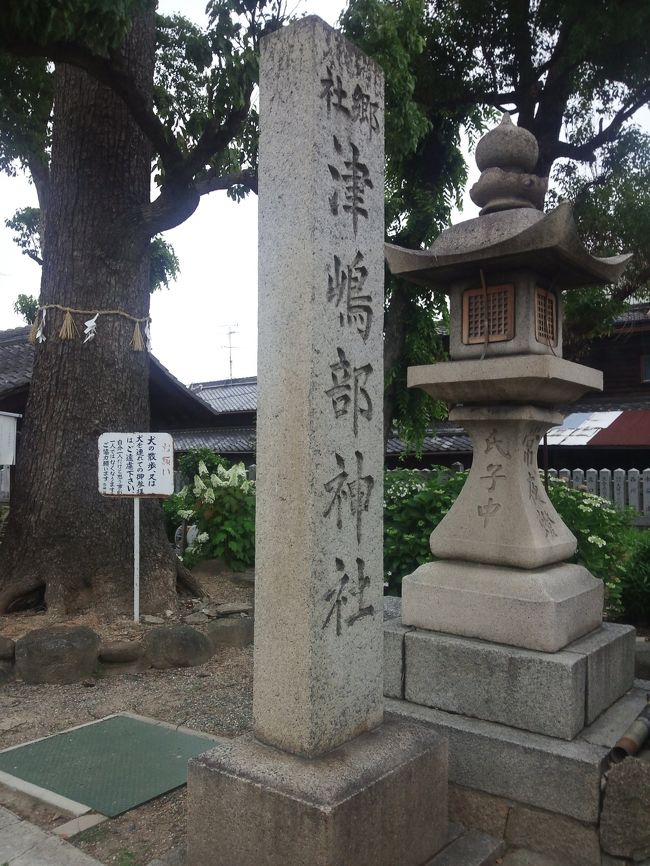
547, 467, 650, 520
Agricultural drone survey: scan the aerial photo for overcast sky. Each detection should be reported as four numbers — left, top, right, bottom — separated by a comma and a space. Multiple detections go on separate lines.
0, 0, 477, 386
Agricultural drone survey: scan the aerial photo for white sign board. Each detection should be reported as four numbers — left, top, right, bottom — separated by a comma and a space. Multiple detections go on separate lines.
0, 412, 20, 466
98, 432, 174, 497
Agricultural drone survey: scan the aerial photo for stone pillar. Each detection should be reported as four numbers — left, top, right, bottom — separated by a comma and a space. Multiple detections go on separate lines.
253, 15, 385, 757
187, 19, 448, 866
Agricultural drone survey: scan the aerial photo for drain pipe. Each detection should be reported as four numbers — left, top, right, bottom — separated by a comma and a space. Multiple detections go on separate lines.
608, 699, 650, 765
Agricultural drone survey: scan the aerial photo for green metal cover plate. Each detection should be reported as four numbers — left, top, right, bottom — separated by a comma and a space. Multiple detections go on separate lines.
0, 714, 216, 817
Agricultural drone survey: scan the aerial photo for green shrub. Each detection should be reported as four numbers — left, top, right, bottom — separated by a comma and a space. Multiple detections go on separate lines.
166, 460, 255, 571
383, 468, 636, 617
163, 448, 234, 542
618, 529, 650, 624
546, 480, 635, 618
384, 468, 467, 595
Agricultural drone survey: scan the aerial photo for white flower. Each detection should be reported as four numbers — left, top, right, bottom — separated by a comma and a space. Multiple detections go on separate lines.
587, 535, 606, 548
177, 508, 194, 520
198, 460, 209, 476
196, 532, 209, 543
192, 474, 207, 495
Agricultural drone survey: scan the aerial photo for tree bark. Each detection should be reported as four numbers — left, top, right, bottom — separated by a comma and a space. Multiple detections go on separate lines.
0, 10, 177, 616
383, 282, 410, 445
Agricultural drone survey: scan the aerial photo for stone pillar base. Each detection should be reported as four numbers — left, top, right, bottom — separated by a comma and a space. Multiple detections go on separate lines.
402, 560, 603, 652
187, 716, 448, 866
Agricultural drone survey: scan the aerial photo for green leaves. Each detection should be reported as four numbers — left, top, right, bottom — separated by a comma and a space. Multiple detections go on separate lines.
165, 453, 255, 572
5, 206, 42, 263
619, 531, 650, 625
0, 0, 147, 55
546, 480, 635, 619
384, 468, 639, 619
551, 125, 650, 348
0, 53, 52, 174
384, 468, 467, 593
13, 293, 39, 324
149, 235, 179, 292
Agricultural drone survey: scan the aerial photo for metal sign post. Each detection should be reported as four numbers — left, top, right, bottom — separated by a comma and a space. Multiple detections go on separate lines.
97, 432, 174, 622
133, 497, 140, 622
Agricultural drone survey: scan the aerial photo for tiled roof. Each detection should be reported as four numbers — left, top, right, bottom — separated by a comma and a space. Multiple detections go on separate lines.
169, 424, 472, 456
615, 303, 650, 326
563, 395, 650, 413
170, 426, 256, 453
386, 428, 472, 455
190, 377, 257, 414
0, 327, 33, 397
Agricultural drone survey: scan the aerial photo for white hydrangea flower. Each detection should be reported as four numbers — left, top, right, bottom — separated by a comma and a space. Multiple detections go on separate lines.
587, 535, 606, 548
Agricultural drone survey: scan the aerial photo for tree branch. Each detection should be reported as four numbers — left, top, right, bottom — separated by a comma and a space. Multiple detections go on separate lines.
6, 36, 184, 173
6, 35, 257, 238
550, 86, 650, 164
25, 250, 43, 266
182, 105, 250, 183
195, 169, 258, 197
26, 155, 49, 213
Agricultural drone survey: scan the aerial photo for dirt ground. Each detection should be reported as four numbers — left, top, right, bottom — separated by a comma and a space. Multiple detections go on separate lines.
0, 565, 255, 866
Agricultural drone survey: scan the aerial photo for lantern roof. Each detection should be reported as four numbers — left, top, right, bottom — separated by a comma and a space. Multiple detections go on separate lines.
385, 114, 630, 290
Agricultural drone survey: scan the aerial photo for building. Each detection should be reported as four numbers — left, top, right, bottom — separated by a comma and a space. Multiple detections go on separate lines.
0, 326, 222, 501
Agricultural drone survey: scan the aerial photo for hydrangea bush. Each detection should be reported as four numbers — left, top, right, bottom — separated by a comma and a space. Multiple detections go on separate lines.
164, 460, 255, 571
165, 452, 646, 621
619, 530, 650, 624
384, 468, 467, 595
545, 480, 635, 617
384, 467, 638, 618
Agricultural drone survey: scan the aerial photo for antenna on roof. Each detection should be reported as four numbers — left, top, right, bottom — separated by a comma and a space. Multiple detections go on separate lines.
220, 324, 240, 380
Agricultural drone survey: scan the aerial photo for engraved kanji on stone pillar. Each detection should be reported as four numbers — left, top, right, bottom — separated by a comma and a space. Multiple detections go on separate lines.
255, 17, 384, 758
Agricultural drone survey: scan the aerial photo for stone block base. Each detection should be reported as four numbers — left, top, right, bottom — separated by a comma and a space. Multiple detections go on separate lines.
401, 560, 603, 652
399, 623, 635, 739
448, 786, 601, 866
386, 697, 605, 823
186, 716, 448, 866
386, 684, 649, 826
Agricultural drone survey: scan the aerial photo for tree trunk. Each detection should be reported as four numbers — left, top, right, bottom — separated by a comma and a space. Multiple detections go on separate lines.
0, 10, 177, 616
383, 281, 410, 445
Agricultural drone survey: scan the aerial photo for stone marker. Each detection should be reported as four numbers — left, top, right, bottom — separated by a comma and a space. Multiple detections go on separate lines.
187, 18, 448, 866
252, 11, 385, 759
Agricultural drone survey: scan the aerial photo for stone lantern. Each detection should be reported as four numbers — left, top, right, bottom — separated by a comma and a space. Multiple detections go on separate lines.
385, 114, 630, 653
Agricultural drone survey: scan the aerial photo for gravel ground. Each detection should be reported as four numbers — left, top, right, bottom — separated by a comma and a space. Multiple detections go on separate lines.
0, 566, 254, 865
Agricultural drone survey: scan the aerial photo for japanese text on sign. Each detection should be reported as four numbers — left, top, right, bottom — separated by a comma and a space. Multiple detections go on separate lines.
98, 432, 173, 497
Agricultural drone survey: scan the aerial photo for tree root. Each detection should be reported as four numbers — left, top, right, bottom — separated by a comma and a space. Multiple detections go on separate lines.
0, 575, 46, 615
175, 558, 209, 599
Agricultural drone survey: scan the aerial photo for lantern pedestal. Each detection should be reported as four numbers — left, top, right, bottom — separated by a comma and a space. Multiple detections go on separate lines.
401, 560, 602, 653
400, 399, 604, 651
